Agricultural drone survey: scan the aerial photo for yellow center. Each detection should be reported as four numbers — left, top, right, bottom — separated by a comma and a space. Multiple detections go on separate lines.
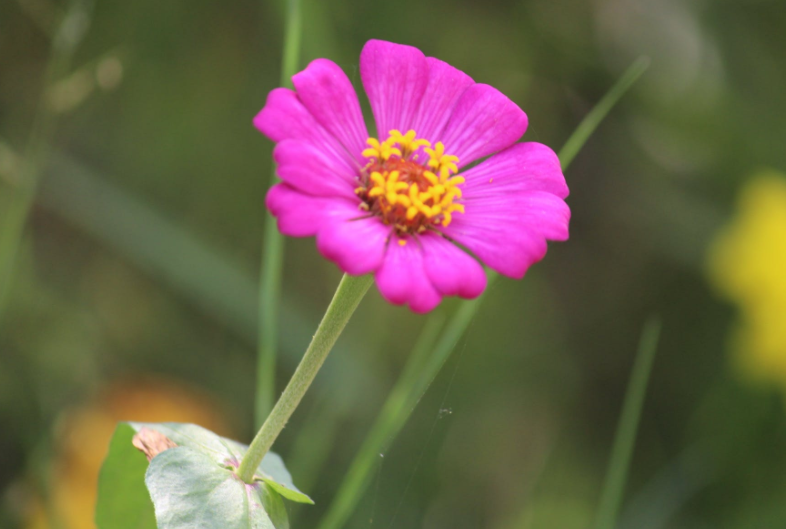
355, 129, 465, 237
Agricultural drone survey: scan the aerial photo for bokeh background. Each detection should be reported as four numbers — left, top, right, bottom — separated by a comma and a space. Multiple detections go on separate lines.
2, 0, 786, 527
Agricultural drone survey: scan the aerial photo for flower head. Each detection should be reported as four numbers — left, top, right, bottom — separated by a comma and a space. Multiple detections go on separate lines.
255, 40, 570, 313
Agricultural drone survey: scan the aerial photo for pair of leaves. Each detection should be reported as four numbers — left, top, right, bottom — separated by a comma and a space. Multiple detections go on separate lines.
96, 422, 312, 529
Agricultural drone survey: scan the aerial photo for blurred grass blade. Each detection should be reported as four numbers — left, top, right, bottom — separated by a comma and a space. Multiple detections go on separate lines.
38, 151, 261, 340
34, 149, 377, 389
0, 0, 93, 315
288, 313, 442, 524
558, 56, 650, 169
318, 281, 492, 529
593, 317, 661, 529
318, 57, 649, 529
279, 0, 302, 83
317, 312, 448, 529
618, 441, 718, 529
255, 0, 303, 428
285, 391, 350, 496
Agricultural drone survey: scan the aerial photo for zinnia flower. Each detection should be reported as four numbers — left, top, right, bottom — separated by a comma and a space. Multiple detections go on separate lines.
255, 40, 570, 313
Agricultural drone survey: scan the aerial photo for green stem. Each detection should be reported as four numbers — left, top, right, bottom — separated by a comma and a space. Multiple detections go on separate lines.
255, 0, 303, 428
0, 0, 93, 314
239, 273, 373, 483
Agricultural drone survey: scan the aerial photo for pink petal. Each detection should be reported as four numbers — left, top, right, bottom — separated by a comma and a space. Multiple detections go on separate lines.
360, 40, 430, 138
410, 57, 474, 142
267, 184, 388, 275
292, 59, 369, 163
254, 88, 357, 172
443, 191, 570, 278
375, 239, 442, 313
317, 216, 390, 276
265, 183, 359, 237
440, 84, 528, 167
461, 142, 569, 199
421, 234, 487, 299
273, 140, 357, 199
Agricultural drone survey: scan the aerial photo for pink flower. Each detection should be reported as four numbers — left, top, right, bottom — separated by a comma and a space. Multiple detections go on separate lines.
255, 40, 570, 313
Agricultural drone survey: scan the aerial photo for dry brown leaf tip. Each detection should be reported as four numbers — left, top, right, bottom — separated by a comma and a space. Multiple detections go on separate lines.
132, 427, 178, 462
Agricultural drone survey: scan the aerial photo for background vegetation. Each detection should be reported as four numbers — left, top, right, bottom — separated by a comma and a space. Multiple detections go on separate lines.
2, 0, 786, 527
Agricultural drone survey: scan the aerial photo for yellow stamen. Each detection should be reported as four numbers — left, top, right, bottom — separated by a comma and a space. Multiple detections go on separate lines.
388, 129, 431, 158
425, 141, 460, 176
359, 129, 466, 233
363, 137, 402, 161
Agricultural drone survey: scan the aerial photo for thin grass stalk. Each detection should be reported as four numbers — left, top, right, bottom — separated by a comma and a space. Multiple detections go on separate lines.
255, 0, 303, 428
558, 56, 650, 170
593, 318, 661, 529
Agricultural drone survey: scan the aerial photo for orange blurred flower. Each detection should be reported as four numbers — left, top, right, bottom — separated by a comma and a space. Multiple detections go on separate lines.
25, 377, 233, 529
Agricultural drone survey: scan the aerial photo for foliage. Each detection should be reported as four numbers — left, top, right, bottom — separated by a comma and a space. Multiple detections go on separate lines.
96, 423, 311, 529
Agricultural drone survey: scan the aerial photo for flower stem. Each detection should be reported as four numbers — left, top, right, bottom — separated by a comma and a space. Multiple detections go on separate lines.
239, 273, 373, 483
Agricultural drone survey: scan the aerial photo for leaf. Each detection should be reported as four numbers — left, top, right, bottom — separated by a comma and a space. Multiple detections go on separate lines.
260, 483, 290, 529
145, 446, 279, 529
130, 422, 313, 504
95, 423, 157, 529
221, 437, 314, 504
254, 451, 314, 505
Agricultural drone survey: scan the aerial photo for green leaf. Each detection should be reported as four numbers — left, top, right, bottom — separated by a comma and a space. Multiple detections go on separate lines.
260, 483, 290, 529
253, 451, 315, 505
128, 422, 313, 505
145, 446, 278, 529
95, 423, 157, 529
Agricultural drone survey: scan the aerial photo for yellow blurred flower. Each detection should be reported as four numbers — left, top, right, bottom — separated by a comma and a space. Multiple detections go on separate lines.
708, 171, 786, 385
25, 377, 232, 529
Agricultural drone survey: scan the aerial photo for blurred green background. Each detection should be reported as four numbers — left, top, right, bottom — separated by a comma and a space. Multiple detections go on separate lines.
2, 0, 786, 527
